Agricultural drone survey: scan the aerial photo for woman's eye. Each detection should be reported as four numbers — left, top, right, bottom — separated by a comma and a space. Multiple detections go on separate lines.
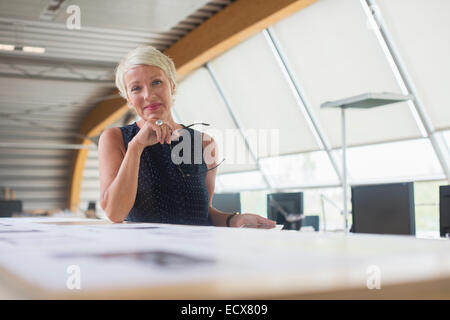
131, 86, 140, 92
152, 80, 162, 85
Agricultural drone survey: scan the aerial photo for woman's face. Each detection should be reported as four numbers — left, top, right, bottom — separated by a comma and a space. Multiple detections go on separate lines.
124, 64, 174, 121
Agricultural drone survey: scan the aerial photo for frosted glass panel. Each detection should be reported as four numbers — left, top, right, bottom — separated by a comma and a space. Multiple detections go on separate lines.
259, 151, 340, 188
443, 130, 450, 153
302, 187, 350, 231
337, 139, 444, 183
377, 0, 450, 131
272, 0, 422, 148
240, 190, 270, 218
176, 67, 257, 173
218, 171, 267, 192
440, 130, 450, 168
209, 32, 320, 156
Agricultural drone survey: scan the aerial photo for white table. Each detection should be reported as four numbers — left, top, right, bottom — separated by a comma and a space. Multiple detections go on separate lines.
0, 216, 449, 299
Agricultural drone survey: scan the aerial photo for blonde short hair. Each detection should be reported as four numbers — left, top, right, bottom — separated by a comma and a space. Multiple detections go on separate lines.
115, 45, 177, 100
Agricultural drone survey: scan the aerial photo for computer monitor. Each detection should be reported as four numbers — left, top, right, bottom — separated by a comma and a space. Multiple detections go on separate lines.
267, 192, 303, 225
351, 182, 415, 235
440, 185, 450, 237
303, 215, 320, 231
0, 200, 22, 217
212, 193, 241, 213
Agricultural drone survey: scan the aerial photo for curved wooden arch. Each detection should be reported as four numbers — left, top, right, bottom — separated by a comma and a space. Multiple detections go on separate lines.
68, 97, 129, 212
68, 0, 317, 212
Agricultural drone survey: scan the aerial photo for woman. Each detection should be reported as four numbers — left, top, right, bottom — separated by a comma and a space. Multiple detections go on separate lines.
98, 45, 275, 228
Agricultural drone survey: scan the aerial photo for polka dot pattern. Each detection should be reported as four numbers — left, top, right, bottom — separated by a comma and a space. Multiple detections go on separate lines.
119, 123, 211, 226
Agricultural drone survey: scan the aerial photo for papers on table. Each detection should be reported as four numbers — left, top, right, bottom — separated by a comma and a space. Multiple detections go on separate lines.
1, 217, 450, 297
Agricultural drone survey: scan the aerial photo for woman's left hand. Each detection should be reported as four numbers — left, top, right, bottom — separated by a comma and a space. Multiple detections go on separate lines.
230, 213, 276, 229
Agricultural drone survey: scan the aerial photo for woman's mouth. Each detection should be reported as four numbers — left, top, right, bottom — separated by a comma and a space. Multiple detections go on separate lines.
144, 103, 161, 111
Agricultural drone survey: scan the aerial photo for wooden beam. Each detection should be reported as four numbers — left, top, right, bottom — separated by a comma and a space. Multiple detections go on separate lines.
78, 96, 128, 138
68, 140, 91, 213
68, 0, 317, 213
165, 0, 318, 79
68, 97, 129, 212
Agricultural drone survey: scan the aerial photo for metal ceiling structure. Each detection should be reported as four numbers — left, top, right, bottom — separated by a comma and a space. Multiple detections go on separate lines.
0, 0, 234, 212
0, 0, 449, 218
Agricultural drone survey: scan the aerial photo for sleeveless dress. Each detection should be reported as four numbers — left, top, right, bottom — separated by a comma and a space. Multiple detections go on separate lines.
119, 122, 211, 226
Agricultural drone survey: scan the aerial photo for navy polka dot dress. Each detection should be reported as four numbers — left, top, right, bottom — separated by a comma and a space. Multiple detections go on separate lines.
119, 122, 211, 226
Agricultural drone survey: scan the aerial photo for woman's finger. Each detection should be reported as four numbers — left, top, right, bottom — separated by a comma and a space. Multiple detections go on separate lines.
260, 217, 276, 228
165, 123, 175, 132
164, 125, 171, 144
258, 216, 275, 225
166, 126, 173, 144
159, 125, 165, 144
153, 124, 161, 144
159, 126, 165, 144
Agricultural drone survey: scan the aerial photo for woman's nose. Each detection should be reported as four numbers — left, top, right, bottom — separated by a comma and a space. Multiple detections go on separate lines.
142, 86, 151, 99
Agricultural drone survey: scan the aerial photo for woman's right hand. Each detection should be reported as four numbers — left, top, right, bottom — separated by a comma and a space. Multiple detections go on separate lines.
131, 119, 175, 150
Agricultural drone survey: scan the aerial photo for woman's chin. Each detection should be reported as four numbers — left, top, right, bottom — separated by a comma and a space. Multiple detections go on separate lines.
143, 110, 164, 120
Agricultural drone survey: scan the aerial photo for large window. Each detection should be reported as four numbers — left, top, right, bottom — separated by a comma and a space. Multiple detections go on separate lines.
238, 187, 349, 231
414, 180, 447, 238
335, 138, 444, 184
217, 171, 267, 192
259, 151, 340, 188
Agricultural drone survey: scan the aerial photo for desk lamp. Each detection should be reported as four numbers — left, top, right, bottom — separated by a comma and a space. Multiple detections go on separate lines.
321, 92, 413, 233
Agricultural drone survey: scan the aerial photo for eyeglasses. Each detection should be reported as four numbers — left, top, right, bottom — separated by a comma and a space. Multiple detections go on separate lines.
169, 123, 225, 178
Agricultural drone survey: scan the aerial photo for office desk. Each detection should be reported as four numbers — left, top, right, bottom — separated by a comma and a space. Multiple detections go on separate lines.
1, 217, 450, 299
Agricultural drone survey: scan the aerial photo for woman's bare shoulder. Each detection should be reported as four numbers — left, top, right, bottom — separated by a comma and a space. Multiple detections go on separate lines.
98, 127, 125, 155
201, 132, 215, 145
100, 127, 122, 140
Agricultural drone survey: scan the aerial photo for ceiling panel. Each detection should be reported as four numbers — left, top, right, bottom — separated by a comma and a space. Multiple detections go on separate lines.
0, 1, 231, 64
376, 0, 450, 131
175, 67, 257, 174
0, 0, 211, 32
209, 32, 320, 156
271, 0, 422, 148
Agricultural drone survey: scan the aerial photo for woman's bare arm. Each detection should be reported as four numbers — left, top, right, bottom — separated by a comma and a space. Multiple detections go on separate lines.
98, 127, 144, 223
203, 134, 231, 226
204, 133, 276, 228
